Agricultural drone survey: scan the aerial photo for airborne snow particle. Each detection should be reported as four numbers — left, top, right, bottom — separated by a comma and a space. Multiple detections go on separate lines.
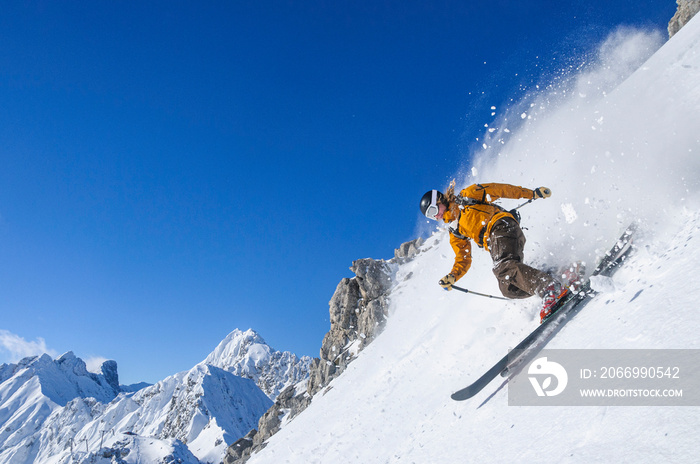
561, 203, 578, 224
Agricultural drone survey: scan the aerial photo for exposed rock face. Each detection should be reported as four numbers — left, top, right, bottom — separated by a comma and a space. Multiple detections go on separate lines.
312, 237, 422, 394
394, 237, 423, 261
224, 430, 257, 463
101, 360, 120, 393
307, 257, 396, 396
224, 383, 311, 463
669, 0, 700, 37
227, 237, 424, 463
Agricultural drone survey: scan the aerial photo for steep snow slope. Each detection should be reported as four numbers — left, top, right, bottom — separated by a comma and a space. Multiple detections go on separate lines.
246, 15, 700, 464
248, 214, 700, 464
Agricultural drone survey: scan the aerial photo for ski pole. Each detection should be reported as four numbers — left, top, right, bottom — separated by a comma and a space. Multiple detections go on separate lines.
451, 285, 509, 300
512, 198, 534, 211
513, 188, 551, 211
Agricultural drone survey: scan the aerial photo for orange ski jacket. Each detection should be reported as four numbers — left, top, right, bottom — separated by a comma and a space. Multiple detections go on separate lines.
442, 183, 535, 280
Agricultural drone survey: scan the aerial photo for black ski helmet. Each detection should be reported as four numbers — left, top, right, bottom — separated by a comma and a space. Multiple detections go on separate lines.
420, 189, 445, 220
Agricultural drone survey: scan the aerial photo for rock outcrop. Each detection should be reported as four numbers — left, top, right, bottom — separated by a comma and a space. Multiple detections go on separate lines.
226, 237, 424, 463
101, 359, 120, 393
669, 0, 700, 37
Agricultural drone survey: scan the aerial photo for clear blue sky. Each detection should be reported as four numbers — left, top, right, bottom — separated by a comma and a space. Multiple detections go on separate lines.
0, 1, 675, 385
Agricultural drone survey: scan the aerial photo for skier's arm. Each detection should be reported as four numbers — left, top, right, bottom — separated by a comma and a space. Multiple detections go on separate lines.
449, 233, 472, 281
462, 183, 535, 202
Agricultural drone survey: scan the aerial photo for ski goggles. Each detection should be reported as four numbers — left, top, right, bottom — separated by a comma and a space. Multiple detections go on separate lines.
425, 190, 439, 219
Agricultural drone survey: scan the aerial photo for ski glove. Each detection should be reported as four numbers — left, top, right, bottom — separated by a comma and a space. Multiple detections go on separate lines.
439, 274, 456, 291
534, 187, 552, 199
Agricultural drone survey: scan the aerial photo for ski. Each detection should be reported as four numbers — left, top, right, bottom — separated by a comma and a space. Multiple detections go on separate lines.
450, 224, 636, 401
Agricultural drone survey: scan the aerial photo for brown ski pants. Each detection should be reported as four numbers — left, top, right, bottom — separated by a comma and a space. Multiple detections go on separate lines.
488, 218, 554, 299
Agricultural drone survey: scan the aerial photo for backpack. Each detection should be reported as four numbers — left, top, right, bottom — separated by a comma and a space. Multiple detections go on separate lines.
449, 192, 521, 246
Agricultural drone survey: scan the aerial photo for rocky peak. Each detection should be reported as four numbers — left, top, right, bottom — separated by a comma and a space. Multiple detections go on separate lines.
101, 360, 120, 392
203, 329, 268, 369
56, 351, 89, 377
202, 328, 312, 400
0, 352, 121, 407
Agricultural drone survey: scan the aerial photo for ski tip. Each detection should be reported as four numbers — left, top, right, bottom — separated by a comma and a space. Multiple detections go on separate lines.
450, 390, 474, 401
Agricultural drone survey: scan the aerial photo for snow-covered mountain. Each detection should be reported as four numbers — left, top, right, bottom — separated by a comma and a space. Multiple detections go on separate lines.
203, 329, 312, 400
0, 328, 308, 464
241, 14, 700, 464
0, 352, 121, 463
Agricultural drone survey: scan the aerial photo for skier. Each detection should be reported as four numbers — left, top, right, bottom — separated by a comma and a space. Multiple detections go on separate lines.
419, 182, 567, 321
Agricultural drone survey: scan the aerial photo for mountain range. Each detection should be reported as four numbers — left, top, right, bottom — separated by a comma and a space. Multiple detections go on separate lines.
0, 329, 309, 463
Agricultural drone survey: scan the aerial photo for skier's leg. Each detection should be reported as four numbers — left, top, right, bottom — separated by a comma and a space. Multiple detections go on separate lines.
490, 218, 554, 298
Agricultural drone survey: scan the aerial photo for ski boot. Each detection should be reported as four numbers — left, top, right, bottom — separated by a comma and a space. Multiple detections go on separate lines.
540, 281, 569, 323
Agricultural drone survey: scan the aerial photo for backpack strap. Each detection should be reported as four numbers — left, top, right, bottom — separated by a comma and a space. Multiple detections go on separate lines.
476, 184, 488, 203
448, 217, 469, 240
